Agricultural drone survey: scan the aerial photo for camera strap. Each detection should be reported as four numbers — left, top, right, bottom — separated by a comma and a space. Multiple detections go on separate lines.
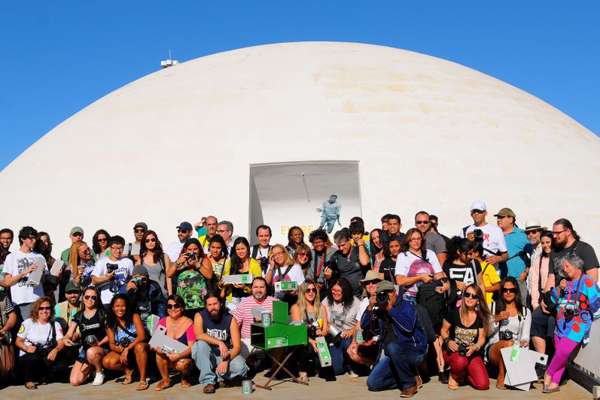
117, 321, 137, 340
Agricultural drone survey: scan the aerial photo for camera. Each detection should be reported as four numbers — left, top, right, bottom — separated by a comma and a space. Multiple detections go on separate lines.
186, 252, 196, 261
564, 301, 580, 319
118, 337, 132, 347
259, 256, 269, 272
308, 319, 319, 339
106, 263, 118, 273
328, 324, 342, 345
458, 343, 469, 356
373, 291, 389, 318
499, 331, 514, 341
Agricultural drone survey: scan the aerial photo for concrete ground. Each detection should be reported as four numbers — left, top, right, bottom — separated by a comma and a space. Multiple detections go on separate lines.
0, 373, 591, 400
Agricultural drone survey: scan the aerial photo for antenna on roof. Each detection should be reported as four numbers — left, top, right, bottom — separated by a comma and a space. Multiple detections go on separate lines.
160, 49, 179, 69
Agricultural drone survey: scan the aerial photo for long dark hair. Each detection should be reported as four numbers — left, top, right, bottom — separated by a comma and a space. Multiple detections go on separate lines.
230, 237, 250, 273
554, 218, 580, 241
447, 236, 475, 264
287, 226, 305, 249
79, 286, 103, 314
540, 230, 554, 258
33, 231, 53, 262
139, 230, 164, 264
209, 234, 228, 259
495, 277, 525, 316
179, 238, 205, 265
326, 277, 354, 309
401, 228, 428, 261
92, 229, 110, 255
107, 294, 134, 329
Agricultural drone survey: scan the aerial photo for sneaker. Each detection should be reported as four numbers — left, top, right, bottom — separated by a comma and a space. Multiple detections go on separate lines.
347, 370, 359, 378
92, 371, 105, 386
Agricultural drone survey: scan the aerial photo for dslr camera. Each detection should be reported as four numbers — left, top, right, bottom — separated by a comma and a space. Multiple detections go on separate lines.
106, 263, 118, 273
186, 252, 196, 261
499, 330, 514, 341
564, 301, 580, 319
458, 343, 469, 356
372, 291, 389, 319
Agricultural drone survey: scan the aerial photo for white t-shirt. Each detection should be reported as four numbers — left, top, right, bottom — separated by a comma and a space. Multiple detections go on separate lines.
463, 223, 508, 256
92, 256, 134, 304
165, 241, 184, 263
394, 249, 443, 299
271, 263, 305, 297
356, 297, 370, 323
17, 318, 64, 356
2, 250, 48, 305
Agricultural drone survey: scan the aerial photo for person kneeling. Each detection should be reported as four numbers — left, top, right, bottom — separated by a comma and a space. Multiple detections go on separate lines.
192, 292, 248, 394
152, 295, 194, 391
440, 284, 490, 391
362, 281, 428, 398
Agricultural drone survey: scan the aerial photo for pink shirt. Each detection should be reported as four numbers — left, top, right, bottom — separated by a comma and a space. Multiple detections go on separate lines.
158, 317, 196, 345
233, 296, 276, 338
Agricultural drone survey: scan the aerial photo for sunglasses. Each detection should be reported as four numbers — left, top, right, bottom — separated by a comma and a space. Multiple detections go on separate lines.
471, 209, 484, 214
502, 288, 517, 294
306, 288, 317, 293
178, 229, 189, 234
415, 220, 429, 225
38, 306, 51, 311
526, 230, 540, 235
84, 295, 97, 300
66, 291, 80, 295
145, 238, 156, 243
363, 280, 379, 285
496, 215, 510, 219
134, 228, 145, 233
463, 292, 478, 299
167, 304, 182, 310
98, 238, 108, 242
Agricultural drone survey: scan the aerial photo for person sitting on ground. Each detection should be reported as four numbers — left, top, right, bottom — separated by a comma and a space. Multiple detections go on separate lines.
15, 296, 67, 390
440, 284, 490, 391
152, 295, 195, 391
63, 287, 108, 386
0, 290, 17, 379
102, 294, 149, 391
487, 277, 532, 389
542, 253, 600, 394
347, 271, 381, 367
290, 280, 330, 382
193, 291, 247, 394
361, 281, 428, 398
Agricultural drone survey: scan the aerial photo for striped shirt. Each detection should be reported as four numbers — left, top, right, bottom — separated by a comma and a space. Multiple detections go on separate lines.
233, 295, 276, 338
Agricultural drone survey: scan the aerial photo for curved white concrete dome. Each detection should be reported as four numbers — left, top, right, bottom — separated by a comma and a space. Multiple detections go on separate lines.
1, 41, 599, 250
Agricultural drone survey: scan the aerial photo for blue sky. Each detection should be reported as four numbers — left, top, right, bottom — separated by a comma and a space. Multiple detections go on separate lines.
1, 1, 598, 170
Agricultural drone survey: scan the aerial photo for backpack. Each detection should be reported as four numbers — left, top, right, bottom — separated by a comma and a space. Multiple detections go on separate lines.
416, 280, 447, 328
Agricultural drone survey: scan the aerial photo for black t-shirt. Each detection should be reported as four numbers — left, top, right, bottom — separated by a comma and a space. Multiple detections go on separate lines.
549, 240, 599, 281
330, 247, 364, 297
444, 308, 482, 346
378, 257, 396, 283
444, 261, 481, 287
73, 309, 107, 344
201, 309, 233, 349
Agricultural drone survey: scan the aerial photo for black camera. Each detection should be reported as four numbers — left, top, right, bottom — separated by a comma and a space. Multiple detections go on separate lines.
186, 252, 196, 261
376, 291, 389, 311
499, 330, 514, 341
458, 343, 469, 356
259, 256, 269, 272
564, 302, 580, 319
106, 263, 118, 273
118, 337, 132, 347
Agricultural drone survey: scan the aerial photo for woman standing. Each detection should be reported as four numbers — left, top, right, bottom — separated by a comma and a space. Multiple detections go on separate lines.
102, 294, 149, 391
440, 284, 490, 390
137, 230, 169, 297
286, 226, 305, 258
15, 296, 67, 389
542, 254, 600, 393
152, 295, 195, 391
167, 238, 212, 318
293, 243, 312, 277
63, 287, 108, 386
368, 228, 384, 270
378, 237, 401, 283
488, 277, 532, 389
529, 231, 555, 355
290, 280, 330, 383
265, 244, 305, 305
92, 230, 111, 259
444, 237, 482, 309
202, 235, 228, 281
222, 237, 261, 311
70, 241, 96, 288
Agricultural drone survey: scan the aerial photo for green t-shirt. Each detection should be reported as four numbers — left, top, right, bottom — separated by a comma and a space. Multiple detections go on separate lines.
176, 269, 207, 310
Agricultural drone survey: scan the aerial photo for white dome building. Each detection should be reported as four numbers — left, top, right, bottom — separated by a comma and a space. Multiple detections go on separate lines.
1, 41, 599, 250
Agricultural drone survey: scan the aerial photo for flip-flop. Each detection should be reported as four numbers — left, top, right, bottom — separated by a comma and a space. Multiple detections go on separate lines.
542, 385, 560, 394
136, 380, 149, 391
155, 380, 171, 391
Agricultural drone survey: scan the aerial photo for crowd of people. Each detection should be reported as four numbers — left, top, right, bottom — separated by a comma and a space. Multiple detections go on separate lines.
0, 201, 598, 397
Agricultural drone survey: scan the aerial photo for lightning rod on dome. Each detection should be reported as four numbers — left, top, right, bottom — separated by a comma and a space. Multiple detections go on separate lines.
160, 49, 178, 68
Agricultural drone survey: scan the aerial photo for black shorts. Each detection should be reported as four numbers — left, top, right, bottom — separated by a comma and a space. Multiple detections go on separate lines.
530, 307, 555, 339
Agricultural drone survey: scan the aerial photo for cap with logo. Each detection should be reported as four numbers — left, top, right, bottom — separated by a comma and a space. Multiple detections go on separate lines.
469, 200, 487, 212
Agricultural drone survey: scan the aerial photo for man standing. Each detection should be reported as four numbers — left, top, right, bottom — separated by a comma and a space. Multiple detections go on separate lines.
523, 219, 545, 290
233, 277, 276, 355
495, 208, 529, 295
307, 229, 336, 297
124, 222, 148, 259
193, 293, 247, 394
60, 226, 85, 264
91, 235, 134, 308
166, 222, 194, 265
414, 211, 447, 266
545, 218, 598, 293
325, 228, 370, 297
317, 194, 341, 234
251, 225, 272, 276
217, 221, 234, 255
199, 216, 219, 253
2, 226, 47, 319
462, 201, 508, 273
0, 228, 14, 296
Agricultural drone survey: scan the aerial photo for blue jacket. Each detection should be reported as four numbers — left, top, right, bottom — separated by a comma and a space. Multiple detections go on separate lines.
360, 297, 428, 353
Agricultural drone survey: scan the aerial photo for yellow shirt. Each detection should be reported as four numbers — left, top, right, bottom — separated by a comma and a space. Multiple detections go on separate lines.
223, 258, 262, 302
480, 259, 501, 305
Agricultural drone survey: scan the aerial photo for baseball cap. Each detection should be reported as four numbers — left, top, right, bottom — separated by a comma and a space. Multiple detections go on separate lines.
70, 226, 84, 236
375, 280, 395, 294
361, 270, 383, 284
133, 222, 148, 231
65, 280, 81, 293
494, 208, 516, 218
176, 222, 193, 232
469, 200, 487, 212
132, 265, 149, 277
524, 219, 546, 232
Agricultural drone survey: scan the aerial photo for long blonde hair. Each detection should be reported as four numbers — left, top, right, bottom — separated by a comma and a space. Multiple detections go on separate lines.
270, 244, 295, 267
69, 241, 87, 281
295, 280, 322, 322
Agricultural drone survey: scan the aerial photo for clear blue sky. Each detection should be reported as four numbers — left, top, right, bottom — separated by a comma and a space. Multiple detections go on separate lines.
1, 1, 598, 170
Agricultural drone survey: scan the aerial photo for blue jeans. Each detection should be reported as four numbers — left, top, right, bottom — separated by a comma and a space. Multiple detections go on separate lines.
192, 341, 248, 385
329, 337, 352, 376
368, 342, 426, 391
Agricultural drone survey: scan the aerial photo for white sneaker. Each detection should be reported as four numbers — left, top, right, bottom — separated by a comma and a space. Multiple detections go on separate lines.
92, 371, 104, 386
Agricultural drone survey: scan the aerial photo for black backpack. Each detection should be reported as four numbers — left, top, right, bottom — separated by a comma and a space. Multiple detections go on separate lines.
416, 280, 447, 328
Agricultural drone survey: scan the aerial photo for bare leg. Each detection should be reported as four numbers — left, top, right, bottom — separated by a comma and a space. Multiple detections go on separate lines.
532, 337, 546, 354
87, 346, 105, 373
70, 361, 91, 386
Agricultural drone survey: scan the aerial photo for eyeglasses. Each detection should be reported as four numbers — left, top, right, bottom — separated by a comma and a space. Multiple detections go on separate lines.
98, 237, 108, 242
463, 292, 478, 299
66, 291, 80, 295
552, 230, 566, 235
502, 288, 517, 294
363, 280, 378, 285
38, 306, 51, 311
306, 288, 317, 293
415, 220, 429, 225
272, 252, 285, 257
84, 295, 97, 300
145, 238, 156, 243
471, 209, 485, 214
72, 232, 83, 237
167, 304, 182, 310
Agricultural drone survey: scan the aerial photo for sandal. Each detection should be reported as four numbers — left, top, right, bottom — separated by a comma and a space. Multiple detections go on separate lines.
24, 382, 37, 390
121, 371, 133, 385
448, 375, 459, 390
136, 380, 149, 391
155, 380, 171, 391
542, 385, 560, 394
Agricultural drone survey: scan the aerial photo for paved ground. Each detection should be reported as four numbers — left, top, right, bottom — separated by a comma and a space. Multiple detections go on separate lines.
0, 373, 591, 400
